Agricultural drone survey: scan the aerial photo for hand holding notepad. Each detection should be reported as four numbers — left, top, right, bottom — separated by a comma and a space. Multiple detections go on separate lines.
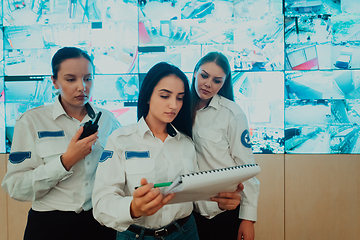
162, 164, 260, 204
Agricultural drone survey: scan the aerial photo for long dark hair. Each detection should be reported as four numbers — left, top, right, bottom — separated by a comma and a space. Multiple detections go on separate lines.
137, 62, 192, 138
190, 52, 234, 123
51, 47, 94, 79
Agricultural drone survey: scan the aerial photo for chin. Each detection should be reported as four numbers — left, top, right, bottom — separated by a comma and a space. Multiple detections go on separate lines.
163, 116, 176, 123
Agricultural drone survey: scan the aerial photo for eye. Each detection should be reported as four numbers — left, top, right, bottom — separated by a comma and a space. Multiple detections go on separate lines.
84, 77, 93, 82
66, 78, 75, 82
160, 95, 169, 99
201, 73, 208, 79
214, 79, 222, 84
177, 97, 184, 101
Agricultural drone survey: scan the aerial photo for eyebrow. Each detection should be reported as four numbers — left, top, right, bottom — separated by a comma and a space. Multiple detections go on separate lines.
63, 73, 92, 77
202, 70, 224, 80
159, 89, 185, 95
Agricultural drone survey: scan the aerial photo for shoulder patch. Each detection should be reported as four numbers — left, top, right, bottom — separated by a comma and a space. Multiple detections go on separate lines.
100, 150, 113, 163
9, 152, 31, 164
241, 130, 252, 148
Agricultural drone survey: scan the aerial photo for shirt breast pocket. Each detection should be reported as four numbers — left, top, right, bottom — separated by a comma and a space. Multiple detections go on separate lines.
197, 127, 227, 150
197, 127, 223, 143
36, 140, 69, 164
124, 158, 156, 189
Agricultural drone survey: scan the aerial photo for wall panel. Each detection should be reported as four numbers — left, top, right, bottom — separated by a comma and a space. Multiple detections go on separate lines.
0, 155, 8, 240
4, 154, 32, 240
255, 154, 285, 240
285, 154, 360, 240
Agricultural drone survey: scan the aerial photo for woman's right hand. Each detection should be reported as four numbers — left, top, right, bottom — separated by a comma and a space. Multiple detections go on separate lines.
130, 178, 175, 218
61, 127, 98, 171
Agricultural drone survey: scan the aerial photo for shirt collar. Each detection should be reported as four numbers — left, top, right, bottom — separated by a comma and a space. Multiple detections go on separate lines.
138, 116, 180, 140
52, 95, 97, 121
52, 96, 68, 120
205, 94, 220, 110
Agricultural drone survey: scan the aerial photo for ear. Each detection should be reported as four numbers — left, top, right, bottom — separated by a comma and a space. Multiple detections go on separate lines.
51, 76, 59, 90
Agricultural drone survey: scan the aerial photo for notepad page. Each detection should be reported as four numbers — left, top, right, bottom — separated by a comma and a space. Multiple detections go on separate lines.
163, 164, 260, 204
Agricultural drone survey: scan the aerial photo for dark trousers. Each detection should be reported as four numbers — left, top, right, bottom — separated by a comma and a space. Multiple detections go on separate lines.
193, 205, 242, 240
24, 208, 116, 240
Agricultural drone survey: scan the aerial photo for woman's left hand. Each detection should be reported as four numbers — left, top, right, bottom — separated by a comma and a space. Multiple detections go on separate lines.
211, 183, 244, 210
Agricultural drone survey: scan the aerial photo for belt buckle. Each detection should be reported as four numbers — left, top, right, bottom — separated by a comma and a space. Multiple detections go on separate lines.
154, 228, 168, 237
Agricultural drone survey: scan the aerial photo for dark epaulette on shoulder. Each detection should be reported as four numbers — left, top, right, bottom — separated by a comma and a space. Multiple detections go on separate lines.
16, 105, 45, 121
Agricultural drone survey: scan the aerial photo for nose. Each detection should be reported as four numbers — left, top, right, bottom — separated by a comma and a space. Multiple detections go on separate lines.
169, 96, 179, 110
204, 79, 211, 88
77, 79, 86, 92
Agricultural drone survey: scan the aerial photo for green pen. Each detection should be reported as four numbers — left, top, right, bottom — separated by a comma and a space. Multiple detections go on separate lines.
135, 181, 173, 190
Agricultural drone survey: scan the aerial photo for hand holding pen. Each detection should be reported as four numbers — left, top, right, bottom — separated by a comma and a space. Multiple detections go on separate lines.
130, 178, 175, 218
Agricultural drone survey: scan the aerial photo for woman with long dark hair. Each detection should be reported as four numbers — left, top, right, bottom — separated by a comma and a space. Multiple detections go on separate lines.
92, 62, 243, 240
191, 52, 260, 240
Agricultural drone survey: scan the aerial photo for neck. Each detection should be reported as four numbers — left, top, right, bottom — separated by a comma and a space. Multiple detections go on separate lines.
60, 99, 88, 121
145, 115, 168, 142
197, 98, 211, 111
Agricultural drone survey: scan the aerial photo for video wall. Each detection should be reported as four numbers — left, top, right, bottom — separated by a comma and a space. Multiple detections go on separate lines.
1, 0, 360, 154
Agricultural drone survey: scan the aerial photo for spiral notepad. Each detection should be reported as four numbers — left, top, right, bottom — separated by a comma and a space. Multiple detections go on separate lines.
163, 163, 260, 204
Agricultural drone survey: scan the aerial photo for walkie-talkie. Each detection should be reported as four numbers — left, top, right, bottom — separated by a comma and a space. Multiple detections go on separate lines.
79, 111, 102, 140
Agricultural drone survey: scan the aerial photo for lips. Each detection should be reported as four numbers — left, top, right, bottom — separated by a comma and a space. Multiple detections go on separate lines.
76, 95, 87, 100
201, 89, 210, 95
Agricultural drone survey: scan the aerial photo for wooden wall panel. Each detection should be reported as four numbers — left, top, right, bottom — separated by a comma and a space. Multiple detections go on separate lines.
4, 153, 32, 240
255, 154, 285, 240
285, 154, 360, 240
0, 155, 8, 240
7, 197, 31, 240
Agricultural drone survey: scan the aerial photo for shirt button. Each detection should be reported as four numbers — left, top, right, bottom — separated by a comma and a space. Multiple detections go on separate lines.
87, 162, 90, 165
85, 182, 88, 186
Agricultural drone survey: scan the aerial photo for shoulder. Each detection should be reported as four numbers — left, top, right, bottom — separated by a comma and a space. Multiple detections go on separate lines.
178, 132, 195, 147
17, 104, 51, 121
93, 106, 121, 126
218, 95, 246, 118
109, 122, 137, 139
93, 106, 115, 119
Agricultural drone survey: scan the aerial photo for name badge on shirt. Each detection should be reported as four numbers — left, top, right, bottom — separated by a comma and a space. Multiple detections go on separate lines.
38, 130, 65, 139
125, 151, 150, 160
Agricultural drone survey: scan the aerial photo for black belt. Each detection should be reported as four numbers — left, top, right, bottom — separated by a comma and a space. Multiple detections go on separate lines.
128, 214, 191, 238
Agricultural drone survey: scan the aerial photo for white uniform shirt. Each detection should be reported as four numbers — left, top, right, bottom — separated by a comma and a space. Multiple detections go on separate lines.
92, 117, 221, 232
1, 97, 120, 213
193, 94, 260, 221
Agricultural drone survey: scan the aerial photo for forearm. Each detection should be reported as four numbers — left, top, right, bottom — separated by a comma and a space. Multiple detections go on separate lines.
2, 155, 72, 201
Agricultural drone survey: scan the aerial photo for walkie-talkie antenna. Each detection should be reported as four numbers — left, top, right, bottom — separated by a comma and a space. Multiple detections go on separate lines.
93, 112, 102, 125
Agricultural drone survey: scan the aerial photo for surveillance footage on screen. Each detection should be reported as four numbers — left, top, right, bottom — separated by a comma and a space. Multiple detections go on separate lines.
1, 0, 360, 154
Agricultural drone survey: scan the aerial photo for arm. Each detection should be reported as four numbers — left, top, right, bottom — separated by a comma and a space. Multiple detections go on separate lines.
92, 136, 140, 232
238, 220, 255, 240
2, 120, 72, 201
228, 114, 259, 240
228, 113, 260, 221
